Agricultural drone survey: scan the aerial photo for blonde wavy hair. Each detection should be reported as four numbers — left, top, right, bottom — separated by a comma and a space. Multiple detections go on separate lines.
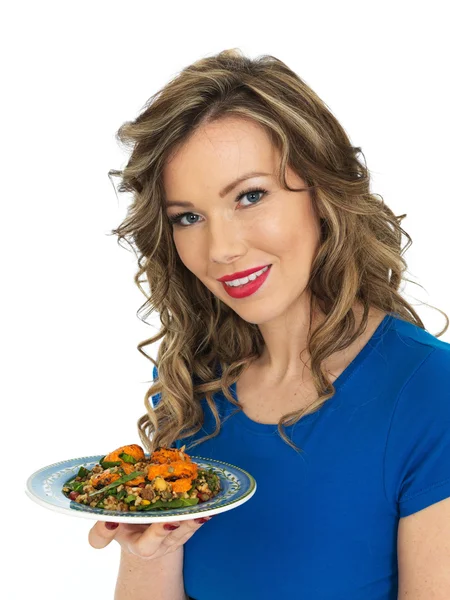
109, 48, 448, 455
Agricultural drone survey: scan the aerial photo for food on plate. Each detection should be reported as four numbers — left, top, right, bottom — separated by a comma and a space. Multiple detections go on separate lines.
62, 444, 221, 511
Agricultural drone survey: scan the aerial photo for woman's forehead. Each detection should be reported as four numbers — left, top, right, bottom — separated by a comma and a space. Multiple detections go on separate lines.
163, 121, 279, 198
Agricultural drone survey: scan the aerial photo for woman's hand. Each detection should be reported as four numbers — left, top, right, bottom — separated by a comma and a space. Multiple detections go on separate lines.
88, 517, 212, 560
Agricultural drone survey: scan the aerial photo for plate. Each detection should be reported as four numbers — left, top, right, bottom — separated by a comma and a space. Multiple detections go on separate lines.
25, 454, 257, 524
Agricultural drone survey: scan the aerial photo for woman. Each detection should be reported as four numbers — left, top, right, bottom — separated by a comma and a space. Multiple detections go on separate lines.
88, 49, 450, 599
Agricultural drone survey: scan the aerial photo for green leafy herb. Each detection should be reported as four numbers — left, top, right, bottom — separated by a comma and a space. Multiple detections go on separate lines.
100, 460, 122, 469
119, 452, 137, 464
140, 497, 199, 511
205, 472, 219, 493
88, 471, 145, 498
63, 478, 86, 493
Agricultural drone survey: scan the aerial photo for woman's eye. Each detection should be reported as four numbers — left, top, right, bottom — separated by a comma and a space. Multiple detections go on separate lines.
235, 187, 268, 207
168, 212, 199, 227
168, 187, 268, 228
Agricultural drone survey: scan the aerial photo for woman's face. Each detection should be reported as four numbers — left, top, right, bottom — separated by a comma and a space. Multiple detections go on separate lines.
162, 116, 322, 325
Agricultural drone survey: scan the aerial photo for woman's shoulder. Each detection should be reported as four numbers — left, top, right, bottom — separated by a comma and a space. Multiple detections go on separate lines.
388, 313, 450, 352
383, 314, 450, 385
384, 314, 450, 405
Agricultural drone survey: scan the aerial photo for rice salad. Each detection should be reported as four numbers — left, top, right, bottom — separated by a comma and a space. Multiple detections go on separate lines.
62, 444, 221, 511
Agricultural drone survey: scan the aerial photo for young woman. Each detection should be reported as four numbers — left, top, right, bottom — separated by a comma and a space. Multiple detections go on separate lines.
88, 49, 450, 600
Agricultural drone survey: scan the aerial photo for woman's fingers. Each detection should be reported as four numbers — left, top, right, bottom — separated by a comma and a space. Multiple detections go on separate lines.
88, 517, 213, 558
124, 519, 210, 559
160, 519, 211, 551
88, 521, 122, 550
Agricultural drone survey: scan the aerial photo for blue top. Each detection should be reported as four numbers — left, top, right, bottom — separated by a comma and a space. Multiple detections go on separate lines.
151, 314, 450, 600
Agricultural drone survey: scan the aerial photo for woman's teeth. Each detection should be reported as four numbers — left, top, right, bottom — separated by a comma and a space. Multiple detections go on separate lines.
224, 265, 270, 287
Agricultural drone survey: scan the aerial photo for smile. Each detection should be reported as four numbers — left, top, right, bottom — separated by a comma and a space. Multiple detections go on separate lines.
224, 265, 270, 287
221, 265, 272, 299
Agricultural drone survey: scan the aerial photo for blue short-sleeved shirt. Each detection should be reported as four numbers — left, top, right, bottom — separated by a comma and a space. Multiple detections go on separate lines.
151, 314, 450, 600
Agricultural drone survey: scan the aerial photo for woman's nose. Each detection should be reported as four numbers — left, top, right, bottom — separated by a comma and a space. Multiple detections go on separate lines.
207, 215, 246, 264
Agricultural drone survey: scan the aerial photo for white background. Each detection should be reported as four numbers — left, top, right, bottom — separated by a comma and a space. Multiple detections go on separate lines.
2, 1, 449, 598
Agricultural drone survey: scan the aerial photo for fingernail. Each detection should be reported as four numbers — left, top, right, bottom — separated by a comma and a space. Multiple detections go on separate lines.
194, 517, 212, 523
164, 524, 180, 531
105, 522, 119, 530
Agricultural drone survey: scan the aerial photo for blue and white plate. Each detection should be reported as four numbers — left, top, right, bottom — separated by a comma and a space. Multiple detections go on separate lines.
25, 454, 257, 524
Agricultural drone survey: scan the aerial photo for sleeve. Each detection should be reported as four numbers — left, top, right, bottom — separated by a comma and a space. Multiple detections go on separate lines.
384, 347, 450, 518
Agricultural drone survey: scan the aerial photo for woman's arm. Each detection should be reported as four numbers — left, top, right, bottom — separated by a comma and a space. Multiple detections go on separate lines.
114, 546, 188, 600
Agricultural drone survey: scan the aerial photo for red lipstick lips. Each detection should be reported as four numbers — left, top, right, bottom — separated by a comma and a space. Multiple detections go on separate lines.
217, 265, 271, 282
220, 264, 272, 299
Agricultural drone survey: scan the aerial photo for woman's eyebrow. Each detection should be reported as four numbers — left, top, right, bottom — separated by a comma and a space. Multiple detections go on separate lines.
165, 171, 271, 208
